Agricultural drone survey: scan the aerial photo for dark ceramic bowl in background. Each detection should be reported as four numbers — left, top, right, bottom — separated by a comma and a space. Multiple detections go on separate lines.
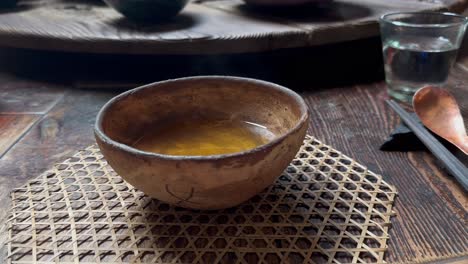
103, 0, 189, 22
0, 0, 17, 8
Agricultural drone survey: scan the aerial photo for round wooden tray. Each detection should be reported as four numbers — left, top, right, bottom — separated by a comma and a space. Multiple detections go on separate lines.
0, 0, 465, 55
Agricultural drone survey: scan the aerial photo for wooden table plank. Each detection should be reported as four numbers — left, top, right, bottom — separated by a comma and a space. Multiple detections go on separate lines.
0, 114, 39, 157
0, 73, 64, 114
0, 73, 65, 157
0, 90, 115, 186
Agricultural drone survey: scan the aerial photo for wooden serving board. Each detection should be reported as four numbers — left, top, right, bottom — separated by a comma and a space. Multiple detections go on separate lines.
0, 0, 465, 55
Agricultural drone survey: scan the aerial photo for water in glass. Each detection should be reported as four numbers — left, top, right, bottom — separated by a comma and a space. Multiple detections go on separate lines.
383, 35, 458, 101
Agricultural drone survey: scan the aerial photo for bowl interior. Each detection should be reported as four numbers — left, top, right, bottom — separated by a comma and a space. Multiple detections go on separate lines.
98, 77, 307, 154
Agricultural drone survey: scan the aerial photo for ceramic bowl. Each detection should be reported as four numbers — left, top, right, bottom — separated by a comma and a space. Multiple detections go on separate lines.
103, 0, 189, 22
95, 76, 309, 210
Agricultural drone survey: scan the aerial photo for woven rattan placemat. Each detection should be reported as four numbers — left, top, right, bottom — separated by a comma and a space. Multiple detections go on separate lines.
6, 136, 397, 264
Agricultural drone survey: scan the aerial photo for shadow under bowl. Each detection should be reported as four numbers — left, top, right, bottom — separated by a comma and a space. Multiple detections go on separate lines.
243, 0, 333, 7
94, 76, 309, 210
103, 0, 189, 22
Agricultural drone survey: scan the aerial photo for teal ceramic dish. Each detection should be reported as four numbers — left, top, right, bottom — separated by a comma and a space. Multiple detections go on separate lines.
103, 0, 189, 22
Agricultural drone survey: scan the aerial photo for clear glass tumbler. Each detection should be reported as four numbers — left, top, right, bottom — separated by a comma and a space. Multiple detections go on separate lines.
379, 12, 467, 103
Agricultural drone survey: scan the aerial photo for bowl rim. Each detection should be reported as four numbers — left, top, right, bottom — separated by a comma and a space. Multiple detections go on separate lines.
94, 75, 309, 161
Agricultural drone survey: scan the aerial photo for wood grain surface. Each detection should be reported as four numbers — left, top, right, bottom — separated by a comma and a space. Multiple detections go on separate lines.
0, 0, 465, 54
0, 26, 468, 263
0, 114, 39, 157
1, 55, 467, 263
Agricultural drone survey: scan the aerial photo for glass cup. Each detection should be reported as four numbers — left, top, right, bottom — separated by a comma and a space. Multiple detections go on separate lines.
379, 12, 467, 103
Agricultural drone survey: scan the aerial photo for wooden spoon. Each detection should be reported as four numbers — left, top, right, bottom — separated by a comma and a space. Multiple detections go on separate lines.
413, 86, 468, 155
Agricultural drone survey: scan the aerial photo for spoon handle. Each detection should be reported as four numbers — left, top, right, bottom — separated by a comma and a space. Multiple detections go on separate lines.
387, 100, 468, 191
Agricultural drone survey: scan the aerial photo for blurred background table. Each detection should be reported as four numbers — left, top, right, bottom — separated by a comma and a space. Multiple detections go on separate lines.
0, 0, 465, 55
0, 3, 467, 264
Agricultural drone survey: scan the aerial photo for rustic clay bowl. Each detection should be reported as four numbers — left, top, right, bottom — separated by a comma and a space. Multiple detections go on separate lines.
95, 76, 309, 210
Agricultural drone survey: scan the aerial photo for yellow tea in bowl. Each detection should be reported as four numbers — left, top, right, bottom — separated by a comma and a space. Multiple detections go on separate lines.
132, 118, 275, 156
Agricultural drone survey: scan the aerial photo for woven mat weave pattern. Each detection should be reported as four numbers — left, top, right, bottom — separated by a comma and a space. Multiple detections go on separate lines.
7, 136, 397, 263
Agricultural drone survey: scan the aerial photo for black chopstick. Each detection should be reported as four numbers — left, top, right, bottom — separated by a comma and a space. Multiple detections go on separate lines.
386, 100, 468, 191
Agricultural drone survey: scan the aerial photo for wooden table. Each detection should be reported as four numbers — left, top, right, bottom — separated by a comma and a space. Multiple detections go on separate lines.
0, 22, 467, 264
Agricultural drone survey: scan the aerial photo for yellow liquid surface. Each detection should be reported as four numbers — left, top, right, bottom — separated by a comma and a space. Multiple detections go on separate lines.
133, 118, 274, 156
